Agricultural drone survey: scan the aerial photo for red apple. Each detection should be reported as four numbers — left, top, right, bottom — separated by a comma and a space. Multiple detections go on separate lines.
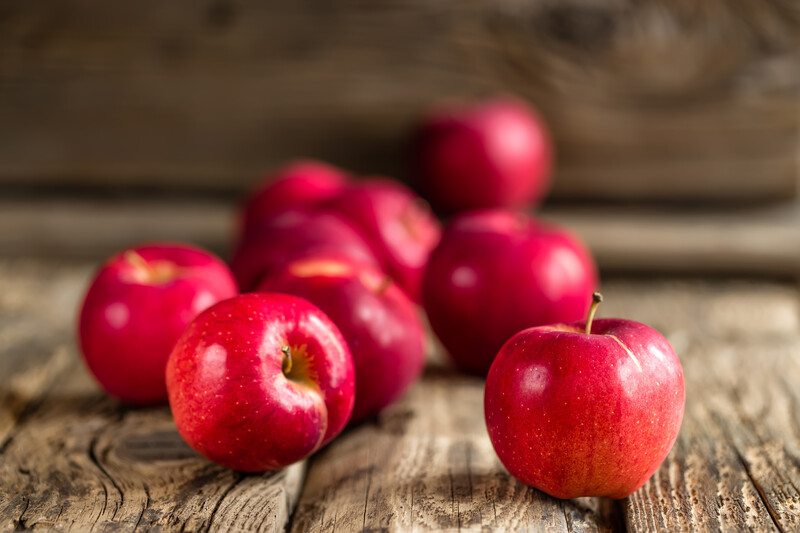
78, 244, 238, 405
413, 98, 552, 213
423, 209, 596, 374
258, 257, 426, 421
166, 292, 355, 472
230, 208, 380, 291
323, 179, 441, 302
241, 159, 349, 236
485, 294, 685, 499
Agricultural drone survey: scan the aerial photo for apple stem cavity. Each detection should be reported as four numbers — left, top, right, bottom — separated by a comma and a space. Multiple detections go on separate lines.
585, 292, 603, 335
124, 250, 151, 272
281, 345, 293, 375
123, 249, 181, 284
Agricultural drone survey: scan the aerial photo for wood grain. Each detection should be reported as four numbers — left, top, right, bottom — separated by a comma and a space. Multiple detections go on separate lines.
599, 279, 800, 531
0, 260, 87, 449
0, 260, 305, 532
288, 278, 800, 531
0, 0, 798, 201
624, 337, 800, 531
3, 262, 800, 530
3, 197, 800, 278
291, 370, 614, 532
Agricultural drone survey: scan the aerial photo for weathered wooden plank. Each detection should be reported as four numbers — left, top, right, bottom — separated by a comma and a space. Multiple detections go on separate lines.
623, 337, 800, 532
0, 261, 306, 532
0, 0, 798, 201
598, 279, 800, 342
0, 364, 306, 531
290, 278, 800, 531
291, 370, 614, 532
3, 261, 800, 531
3, 198, 800, 279
0, 259, 87, 449
0, 198, 234, 259
600, 280, 800, 531
544, 203, 800, 278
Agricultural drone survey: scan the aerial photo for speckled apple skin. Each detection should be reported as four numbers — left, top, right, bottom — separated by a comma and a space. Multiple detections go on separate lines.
485, 319, 685, 499
241, 160, 350, 236
78, 244, 238, 405
323, 180, 441, 303
230, 208, 380, 291
258, 259, 426, 421
413, 98, 552, 213
423, 210, 597, 375
166, 293, 355, 472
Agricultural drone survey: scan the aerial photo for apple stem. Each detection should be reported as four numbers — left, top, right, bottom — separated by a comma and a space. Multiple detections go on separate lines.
124, 250, 151, 272
281, 345, 293, 374
585, 292, 603, 334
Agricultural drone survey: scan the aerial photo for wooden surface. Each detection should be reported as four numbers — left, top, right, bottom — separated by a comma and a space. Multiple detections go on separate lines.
2, 197, 800, 278
1, 259, 800, 531
291, 370, 615, 532
1, 1, 799, 201
0, 261, 304, 532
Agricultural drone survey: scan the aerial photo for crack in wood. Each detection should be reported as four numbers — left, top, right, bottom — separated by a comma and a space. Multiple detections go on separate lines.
734, 447, 787, 533
88, 433, 126, 521
204, 472, 245, 533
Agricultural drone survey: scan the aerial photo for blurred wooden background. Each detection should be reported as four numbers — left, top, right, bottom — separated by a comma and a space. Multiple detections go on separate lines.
1, 0, 799, 201
1, 0, 799, 274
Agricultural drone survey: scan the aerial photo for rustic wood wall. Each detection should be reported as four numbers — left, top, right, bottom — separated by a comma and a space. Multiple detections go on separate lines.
1, 0, 799, 201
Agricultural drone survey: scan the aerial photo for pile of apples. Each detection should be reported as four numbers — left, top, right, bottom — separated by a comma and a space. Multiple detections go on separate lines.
78, 98, 684, 500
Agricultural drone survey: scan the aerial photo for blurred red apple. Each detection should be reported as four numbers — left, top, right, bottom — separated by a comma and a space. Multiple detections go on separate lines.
324, 180, 441, 302
423, 209, 596, 374
241, 160, 349, 236
166, 292, 355, 472
230, 208, 380, 291
485, 294, 685, 499
413, 98, 552, 213
259, 257, 426, 421
78, 244, 237, 405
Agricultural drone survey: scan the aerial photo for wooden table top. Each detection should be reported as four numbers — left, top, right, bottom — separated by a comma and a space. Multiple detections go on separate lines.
1, 259, 799, 531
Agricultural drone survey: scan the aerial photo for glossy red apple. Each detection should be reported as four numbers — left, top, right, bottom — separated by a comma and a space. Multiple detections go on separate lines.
166, 292, 355, 472
230, 208, 380, 291
323, 179, 441, 302
423, 209, 596, 374
485, 294, 685, 499
258, 257, 426, 421
78, 244, 238, 405
413, 98, 552, 213
240, 159, 349, 236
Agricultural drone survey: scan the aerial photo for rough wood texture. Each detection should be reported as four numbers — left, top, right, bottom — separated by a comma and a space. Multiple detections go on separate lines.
1, 0, 798, 201
600, 280, 800, 531
2, 262, 800, 531
292, 370, 614, 531
0, 260, 305, 532
624, 338, 800, 531
3, 198, 800, 278
288, 278, 800, 532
